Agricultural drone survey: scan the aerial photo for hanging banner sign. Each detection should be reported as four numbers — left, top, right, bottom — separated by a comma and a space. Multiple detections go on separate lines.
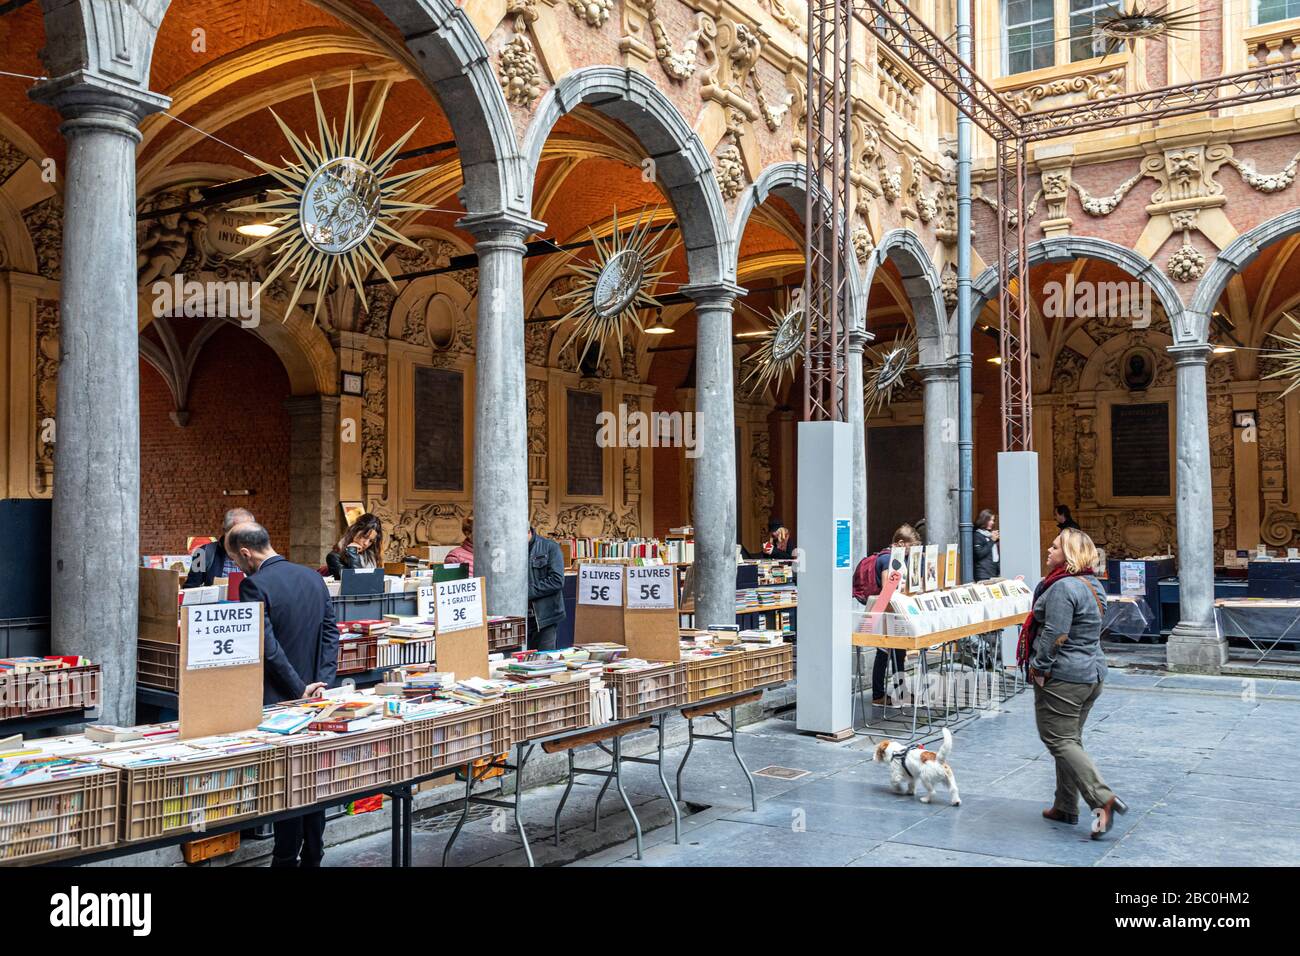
627, 565, 675, 610
578, 564, 624, 606
185, 602, 261, 670
435, 578, 483, 633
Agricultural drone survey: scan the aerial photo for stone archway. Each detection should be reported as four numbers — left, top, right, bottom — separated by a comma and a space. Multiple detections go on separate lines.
1189, 207, 1300, 345
864, 228, 956, 551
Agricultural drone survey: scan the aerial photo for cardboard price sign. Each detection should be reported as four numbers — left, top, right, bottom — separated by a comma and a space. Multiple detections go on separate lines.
626, 566, 675, 610
435, 578, 484, 633
185, 602, 261, 669
417, 585, 435, 620
578, 564, 624, 606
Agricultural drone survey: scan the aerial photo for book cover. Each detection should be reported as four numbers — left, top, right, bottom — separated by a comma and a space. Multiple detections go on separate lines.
924, 545, 939, 591
907, 547, 923, 593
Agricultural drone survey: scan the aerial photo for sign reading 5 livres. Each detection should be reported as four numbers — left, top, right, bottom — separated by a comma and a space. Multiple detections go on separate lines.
626, 565, 675, 610
435, 578, 484, 633
578, 564, 624, 606
186, 602, 261, 669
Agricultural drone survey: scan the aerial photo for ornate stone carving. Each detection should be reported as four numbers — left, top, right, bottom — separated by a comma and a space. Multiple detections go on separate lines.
360, 284, 396, 338
0, 135, 27, 185
647, 1, 710, 81
553, 504, 639, 538
752, 428, 773, 531
1166, 241, 1206, 283
1226, 148, 1300, 193
699, 17, 763, 126
500, 2, 544, 108
940, 263, 957, 308
751, 69, 794, 132
566, 0, 612, 27
1005, 68, 1124, 114
852, 225, 874, 264
526, 377, 549, 497
716, 142, 745, 200
21, 196, 63, 281
1070, 169, 1143, 216
879, 159, 901, 202
379, 502, 472, 558
137, 188, 208, 285
1095, 510, 1178, 557
361, 351, 387, 480
759, 0, 804, 37
1041, 169, 1071, 221
852, 117, 883, 204
33, 300, 59, 493
1142, 144, 1230, 206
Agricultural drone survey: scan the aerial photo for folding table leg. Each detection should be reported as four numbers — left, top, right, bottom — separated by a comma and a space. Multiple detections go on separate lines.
655, 714, 681, 844
611, 736, 643, 860
554, 750, 576, 847
728, 706, 758, 812
441, 770, 475, 867
675, 716, 696, 802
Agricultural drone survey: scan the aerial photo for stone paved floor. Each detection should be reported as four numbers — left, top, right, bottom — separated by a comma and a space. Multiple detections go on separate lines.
325, 669, 1300, 867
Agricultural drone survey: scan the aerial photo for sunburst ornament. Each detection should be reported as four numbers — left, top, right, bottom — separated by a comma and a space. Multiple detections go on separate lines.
231, 78, 432, 321
1095, 2, 1202, 53
864, 325, 918, 417
553, 207, 679, 366
740, 305, 806, 397
1262, 312, 1300, 400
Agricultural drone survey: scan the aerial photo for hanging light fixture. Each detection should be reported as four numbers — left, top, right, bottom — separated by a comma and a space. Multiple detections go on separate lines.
236, 221, 278, 238
643, 309, 674, 335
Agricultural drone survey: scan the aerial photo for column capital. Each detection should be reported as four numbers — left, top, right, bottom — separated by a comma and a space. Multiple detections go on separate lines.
30, 71, 169, 138
1167, 341, 1213, 366
847, 328, 873, 353
681, 281, 746, 310
457, 210, 545, 244
914, 361, 958, 382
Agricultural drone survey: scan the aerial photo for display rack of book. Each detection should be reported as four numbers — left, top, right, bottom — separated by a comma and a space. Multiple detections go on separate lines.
280, 721, 403, 810
681, 650, 745, 702
136, 640, 179, 693
399, 700, 511, 779
487, 616, 527, 652
507, 681, 592, 741
100, 742, 287, 843
0, 762, 120, 865
0, 659, 101, 723
605, 662, 687, 719
337, 624, 382, 676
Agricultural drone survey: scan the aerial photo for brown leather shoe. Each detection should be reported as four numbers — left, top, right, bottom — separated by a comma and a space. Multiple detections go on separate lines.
1042, 807, 1078, 825
1090, 796, 1128, 839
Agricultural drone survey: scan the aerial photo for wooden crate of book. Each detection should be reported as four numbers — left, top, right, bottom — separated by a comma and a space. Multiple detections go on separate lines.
0, 664, 101, 719
739, 643, 794, 690
608, 663, 686, 719
282, 723, 403, 809
684, 653, 745, 703
400, 701, 511, 779
507, 681, 591, 741
487, 616, 527, 652
336, 634, 379, 676
137, 639, 179, 692
119, 749, 285, 842
0, 766, 120, 865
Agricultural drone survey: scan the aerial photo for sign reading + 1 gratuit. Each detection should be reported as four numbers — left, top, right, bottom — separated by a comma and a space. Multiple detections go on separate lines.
185, 602, 260, 669
626, 565, 675, 610
579, 564, 625, 606
435, 578, 484, 633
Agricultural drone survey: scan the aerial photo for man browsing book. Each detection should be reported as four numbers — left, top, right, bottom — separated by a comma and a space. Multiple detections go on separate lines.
226, 521, 339, 867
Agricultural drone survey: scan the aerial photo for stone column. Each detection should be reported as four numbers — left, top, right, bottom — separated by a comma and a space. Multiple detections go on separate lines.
917, 362, 959, 549
31, 76, 167, 724
460, 212, 544, 617
683, 281, 744, 629
847, 329, 869, 562
1167, 343, 1228, 671
286, 395, 340, 567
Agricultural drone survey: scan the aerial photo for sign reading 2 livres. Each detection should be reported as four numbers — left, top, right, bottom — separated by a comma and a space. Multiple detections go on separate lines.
626, 565, 675, 610
185, 602, 261, 670
435, 578, 484, 633
578, 564, 624, 606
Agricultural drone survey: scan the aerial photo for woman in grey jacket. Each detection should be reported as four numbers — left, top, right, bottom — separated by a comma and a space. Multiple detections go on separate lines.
1023, 528, 1127, 839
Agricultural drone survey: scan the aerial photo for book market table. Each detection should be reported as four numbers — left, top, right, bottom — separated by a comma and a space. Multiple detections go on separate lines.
439, 683, 788, 868
851, 614, 1026, 742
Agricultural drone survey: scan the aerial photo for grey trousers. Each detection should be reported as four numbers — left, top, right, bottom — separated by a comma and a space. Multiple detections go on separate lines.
1033, 678, 1116, 814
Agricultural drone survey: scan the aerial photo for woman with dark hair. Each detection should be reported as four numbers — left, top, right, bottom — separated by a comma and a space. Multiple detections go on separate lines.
972, 509, 1000, 580
326, 513, 384, 579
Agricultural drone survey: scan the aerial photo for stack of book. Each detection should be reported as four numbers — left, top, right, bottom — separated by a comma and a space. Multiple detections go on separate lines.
441, 677, 515, 706
501, 657, 567, 680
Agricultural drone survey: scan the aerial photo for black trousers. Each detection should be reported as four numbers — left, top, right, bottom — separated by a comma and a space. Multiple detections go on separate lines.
872, 649, 906, 699
271, 810, 326, 867
529, 621, 558, 651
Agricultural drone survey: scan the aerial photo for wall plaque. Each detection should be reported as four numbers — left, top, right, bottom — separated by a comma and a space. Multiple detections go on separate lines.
1110, 402, 1169, 498
414, 366, 464, 492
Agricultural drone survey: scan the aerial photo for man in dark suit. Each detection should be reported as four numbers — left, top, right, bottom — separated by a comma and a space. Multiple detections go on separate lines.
225, 521, 339, 867
184, 508, 253, 588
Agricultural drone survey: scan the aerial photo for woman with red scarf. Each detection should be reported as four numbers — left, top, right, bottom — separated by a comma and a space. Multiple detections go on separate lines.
1018, 527, 1127, 840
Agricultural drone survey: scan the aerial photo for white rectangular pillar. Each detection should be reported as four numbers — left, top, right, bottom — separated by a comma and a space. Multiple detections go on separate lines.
997, 451, 1042, 587
795, 420, 853, 737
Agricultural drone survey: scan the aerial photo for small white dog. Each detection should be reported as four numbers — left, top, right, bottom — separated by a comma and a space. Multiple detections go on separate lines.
872, 727, 961, 806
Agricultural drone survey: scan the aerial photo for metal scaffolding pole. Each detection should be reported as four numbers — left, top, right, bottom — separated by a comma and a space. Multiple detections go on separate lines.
955, 0, 974, 580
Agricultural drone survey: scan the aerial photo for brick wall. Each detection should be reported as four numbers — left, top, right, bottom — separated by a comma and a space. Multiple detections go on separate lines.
139, 324, 292, 555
